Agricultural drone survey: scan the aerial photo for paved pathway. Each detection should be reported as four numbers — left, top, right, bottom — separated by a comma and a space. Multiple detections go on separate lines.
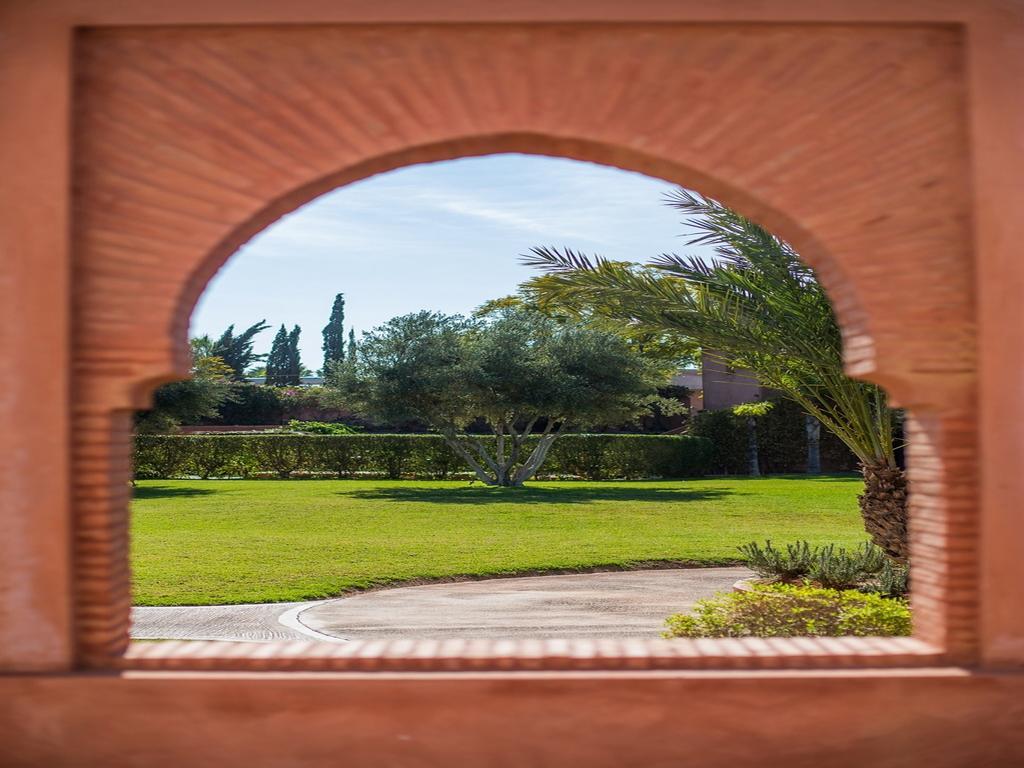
131, 567, 751, 642
132, 601, 317, 642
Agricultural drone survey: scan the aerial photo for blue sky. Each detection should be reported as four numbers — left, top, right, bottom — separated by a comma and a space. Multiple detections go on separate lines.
191, 154, 712, 372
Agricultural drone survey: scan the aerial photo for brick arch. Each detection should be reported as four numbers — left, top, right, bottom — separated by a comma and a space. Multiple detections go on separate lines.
72, 22, 976, 664
166, 136, 859, 399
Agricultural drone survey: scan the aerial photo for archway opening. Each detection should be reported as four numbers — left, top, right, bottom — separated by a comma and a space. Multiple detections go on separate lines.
129, 153, 910, 645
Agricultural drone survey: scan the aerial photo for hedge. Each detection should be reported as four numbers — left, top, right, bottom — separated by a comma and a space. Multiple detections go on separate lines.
690, 398, 859, 475
134, 433, 715, 481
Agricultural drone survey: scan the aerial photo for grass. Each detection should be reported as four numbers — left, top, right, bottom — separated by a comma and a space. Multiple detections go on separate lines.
131, 476, 866, 606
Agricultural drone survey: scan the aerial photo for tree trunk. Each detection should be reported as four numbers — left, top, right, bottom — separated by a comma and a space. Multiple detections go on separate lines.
746, 416, 760, 477
511, 433, 559, 486
859, 462, 909, 562
439, 431, 499, 486
805, 414, 821, 475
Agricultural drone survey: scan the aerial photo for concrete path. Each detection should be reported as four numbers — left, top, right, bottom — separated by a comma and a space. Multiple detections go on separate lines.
132, 601, 318, 642
301, 567, 751, 640
131, 567, 751, 642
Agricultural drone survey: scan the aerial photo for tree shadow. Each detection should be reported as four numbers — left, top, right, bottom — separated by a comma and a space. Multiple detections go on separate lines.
343, 485, 733, 505
133, 485, 220, 500
703, 473, 860, 483
769, 473, 860, 482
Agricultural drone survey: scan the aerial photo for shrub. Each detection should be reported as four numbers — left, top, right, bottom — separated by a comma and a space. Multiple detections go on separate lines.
663, 584, 912, 638
418, 436, 463, 479
250, 435, 309, 479
187, 435, 247, 479
738, 540, 814, 580
134, 434, 191, 479
862, 558, 910, 599
689, 409, 748, 475
212, 384, 285, 425
133, 433, 714, 480
276, 386, 337, 416
738, 539, 904, 594
287, 420, 357, 435
363, 435, 417, 479
808, 542, 886, 590
204, 385, 352, 426
551, 434, 616, 480
316, 435, 361, 479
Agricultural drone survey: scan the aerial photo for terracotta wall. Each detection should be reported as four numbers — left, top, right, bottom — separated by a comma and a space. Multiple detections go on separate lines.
68, 17, 980, 665
2, 1, 1024, 765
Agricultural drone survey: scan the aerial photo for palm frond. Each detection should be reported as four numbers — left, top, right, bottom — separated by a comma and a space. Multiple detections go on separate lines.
520, 190, 897, 467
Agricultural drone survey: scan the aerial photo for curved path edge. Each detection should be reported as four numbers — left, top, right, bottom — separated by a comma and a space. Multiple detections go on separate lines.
278, 603, 350, 643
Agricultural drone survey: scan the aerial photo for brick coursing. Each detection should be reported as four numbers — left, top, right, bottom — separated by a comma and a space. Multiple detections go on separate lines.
71, 23, 976, 668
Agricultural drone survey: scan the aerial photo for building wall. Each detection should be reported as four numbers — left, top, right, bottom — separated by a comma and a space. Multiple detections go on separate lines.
700, 354, 774, 412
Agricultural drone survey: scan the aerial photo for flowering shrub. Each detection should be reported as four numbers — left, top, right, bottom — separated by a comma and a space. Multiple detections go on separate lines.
663, 583, 911, 638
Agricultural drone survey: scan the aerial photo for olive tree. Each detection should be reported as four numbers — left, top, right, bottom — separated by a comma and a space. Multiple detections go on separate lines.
331, 309, 673, 486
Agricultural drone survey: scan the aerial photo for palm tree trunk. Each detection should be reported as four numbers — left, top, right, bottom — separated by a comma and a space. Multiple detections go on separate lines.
859, 462, 908, 562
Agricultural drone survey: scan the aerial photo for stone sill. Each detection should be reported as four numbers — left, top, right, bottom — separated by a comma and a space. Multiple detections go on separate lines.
115, 636, 943, 672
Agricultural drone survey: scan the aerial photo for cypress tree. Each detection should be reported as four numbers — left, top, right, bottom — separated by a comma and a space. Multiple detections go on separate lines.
265, 325, 290, 386
286, 325, 302, 385
322, 294, 346, 371
212, 320, 269, 379
346, 328, 357, 369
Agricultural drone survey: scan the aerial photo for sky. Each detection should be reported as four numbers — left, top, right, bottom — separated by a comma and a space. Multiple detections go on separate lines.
190, 153, 714, 372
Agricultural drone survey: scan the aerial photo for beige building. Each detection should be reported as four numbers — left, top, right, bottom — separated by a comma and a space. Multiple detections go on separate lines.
699, 353, 773, 412
671, 354, 773, 414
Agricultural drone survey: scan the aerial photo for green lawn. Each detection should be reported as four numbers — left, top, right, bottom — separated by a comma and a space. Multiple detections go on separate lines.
131, 476, 866, 606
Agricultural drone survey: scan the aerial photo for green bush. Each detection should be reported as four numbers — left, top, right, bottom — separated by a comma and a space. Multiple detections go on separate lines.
212, 384, 285, 425
663, 583, 912, 638
738, 539, 906, 594
862, 558, 910, 599
134, 434, 191, 479
315, 434, 360, 479
287, 420, 357, 435
205, 385, 350, 426
250, 435, 309, 479
808, 542, 886, 590
186, 435, 247, 479
738, 540, 814, 581
132, 433, 714, 481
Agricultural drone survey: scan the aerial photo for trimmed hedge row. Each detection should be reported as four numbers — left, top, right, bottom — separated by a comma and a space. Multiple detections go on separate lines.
134, 433, 714, 481
690, 399, 859, 475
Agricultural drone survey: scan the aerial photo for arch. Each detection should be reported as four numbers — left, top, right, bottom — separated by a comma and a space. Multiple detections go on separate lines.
165, 134, 866, 400
70, 21, 977, 665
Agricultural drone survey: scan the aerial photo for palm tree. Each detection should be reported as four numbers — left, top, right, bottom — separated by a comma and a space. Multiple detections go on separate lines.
521, 191, 907, 561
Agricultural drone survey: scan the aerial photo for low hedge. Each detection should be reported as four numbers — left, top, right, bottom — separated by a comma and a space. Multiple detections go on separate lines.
134, 433, 714, 481
663, 583, 912, 638
690, 398, 859, 475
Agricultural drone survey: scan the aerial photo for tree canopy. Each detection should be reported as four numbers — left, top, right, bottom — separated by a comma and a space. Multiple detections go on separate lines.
266, 325, 304, 385
135, 338, 235, 433
322, 293, 346, 370
210, 320, 269, 379
331, 308, 673, 486
522, 191, 907, 559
